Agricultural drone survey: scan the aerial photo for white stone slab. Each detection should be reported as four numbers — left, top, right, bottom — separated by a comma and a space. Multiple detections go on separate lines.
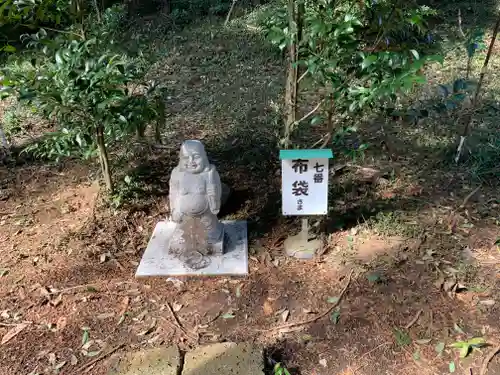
136, 220, 248, 277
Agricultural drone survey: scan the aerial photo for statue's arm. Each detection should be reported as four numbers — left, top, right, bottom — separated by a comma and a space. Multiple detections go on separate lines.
169, 167, 181, 220
206, 165, 221, 214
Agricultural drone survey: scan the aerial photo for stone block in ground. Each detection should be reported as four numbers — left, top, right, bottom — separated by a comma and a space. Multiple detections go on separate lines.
135, 220, 248, 277
182, 342, 264, 375
108, 346, 181, 375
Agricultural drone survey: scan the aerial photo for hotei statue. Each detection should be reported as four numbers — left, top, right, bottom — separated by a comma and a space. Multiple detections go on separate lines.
168, 140, 224, 269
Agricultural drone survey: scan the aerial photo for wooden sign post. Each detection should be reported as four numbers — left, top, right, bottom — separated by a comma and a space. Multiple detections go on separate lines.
279, 149, 333, 259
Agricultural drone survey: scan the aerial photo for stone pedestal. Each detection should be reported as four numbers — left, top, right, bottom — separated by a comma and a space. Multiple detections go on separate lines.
136, 220, 248, 276
169, 216, 224, 269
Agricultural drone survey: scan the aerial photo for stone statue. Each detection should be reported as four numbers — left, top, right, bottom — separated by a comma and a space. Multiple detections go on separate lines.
168, 140, 224, 269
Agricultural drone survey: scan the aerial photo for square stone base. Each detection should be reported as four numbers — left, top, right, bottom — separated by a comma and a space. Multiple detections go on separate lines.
135, 220, 248, 277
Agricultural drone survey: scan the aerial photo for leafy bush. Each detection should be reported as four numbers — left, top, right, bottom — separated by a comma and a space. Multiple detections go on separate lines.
0, 0, 83, 53
261, 0, 442, 146
1, 5, 163, 192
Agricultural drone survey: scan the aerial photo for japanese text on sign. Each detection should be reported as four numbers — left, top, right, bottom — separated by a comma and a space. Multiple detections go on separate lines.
281, 156, 330, 215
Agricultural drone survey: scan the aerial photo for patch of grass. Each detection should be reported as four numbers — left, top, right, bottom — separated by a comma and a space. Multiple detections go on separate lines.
393, 327, 412, 347
466, 130, 500, 183
1, 102, 38, 141
365, 211, 422, 238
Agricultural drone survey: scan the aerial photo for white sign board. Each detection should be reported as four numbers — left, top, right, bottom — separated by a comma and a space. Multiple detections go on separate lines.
281, 156, 330, 216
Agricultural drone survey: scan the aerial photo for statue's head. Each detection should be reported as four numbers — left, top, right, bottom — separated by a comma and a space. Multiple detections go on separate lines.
179, 140, 209, 174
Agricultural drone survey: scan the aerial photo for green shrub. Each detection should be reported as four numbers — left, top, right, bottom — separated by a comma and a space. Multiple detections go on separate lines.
1, 5, 163, 192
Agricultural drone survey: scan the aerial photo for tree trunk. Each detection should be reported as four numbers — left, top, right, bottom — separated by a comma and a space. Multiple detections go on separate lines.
320, 102, 334, 148
136, 123, 146, 140
296, 0, 304, 78
224, 0, 238, 26
0, 124, 10, 160
0, 124, 8, 150
92, 0, 101, 22
455, 14, 500, 163
155, 98, 165, 144
96, 125, 113, 193
283, 0, 297, 149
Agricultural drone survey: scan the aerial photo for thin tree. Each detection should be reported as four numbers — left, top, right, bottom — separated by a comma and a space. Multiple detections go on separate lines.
455, 15, 500, 163
283, 0, 298, 148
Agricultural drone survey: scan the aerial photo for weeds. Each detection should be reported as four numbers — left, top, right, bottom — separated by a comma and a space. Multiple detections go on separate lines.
273, 362, 291, 375
366, 211, 421, 238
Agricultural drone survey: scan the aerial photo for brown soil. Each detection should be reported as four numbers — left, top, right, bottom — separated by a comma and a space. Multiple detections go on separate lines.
1, 155, 499, 375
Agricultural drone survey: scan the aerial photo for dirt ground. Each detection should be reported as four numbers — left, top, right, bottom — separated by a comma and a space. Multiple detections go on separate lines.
1, 4, 500, 375
1, 145, 499, 375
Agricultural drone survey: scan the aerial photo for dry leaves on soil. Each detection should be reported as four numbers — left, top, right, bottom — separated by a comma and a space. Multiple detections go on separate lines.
1, 322, 30, 345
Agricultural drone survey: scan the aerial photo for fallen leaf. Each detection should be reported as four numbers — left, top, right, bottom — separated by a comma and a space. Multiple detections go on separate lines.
118, 296, 129, 316
415, 338, 432, 345
55, 361, 66, 370
0, 269, 9, 277
281, 310, 290, 322
467, 337, 487, 347
479, 299, 495, 306
82, 339, 95, 350
443, 280, 457, 293
56, 317, 67, 331
327, 296, 340, 304
100, 253, 109, 263
117, 315, 126, 325
330, 309, 340, 324
1, 323, 29, 345
435, 342, 445, 355
81, 329, 90, 346
300, 335, 313, 344
222, 313, 235, 319
449, 361, 456, 373
172, 302, 183, 312
138, 319, 157, 336
39, 287, 51, 298
263, 300, 274, 316
86, 351, 100, 357
50, 294, 63, 307
366, 272, 381, 283
453, 323, 465, 334
459, 345, 469, 358
413, 350, 421, 361
148, 334, 162, 345
97, 312, 115, 320
70, 355, 78, 366
319, 358, 327, 368
48, 352, 56, 366
134, 310, 148, 322
86, 286, 98, 292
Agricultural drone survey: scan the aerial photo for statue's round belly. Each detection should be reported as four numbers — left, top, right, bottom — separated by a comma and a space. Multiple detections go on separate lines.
179, 194, 208, 215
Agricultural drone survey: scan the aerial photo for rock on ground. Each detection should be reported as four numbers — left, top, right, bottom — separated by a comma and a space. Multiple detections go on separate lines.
110, 343, 263, 375
108, 346, 181, 375
182, 342, 264, 375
